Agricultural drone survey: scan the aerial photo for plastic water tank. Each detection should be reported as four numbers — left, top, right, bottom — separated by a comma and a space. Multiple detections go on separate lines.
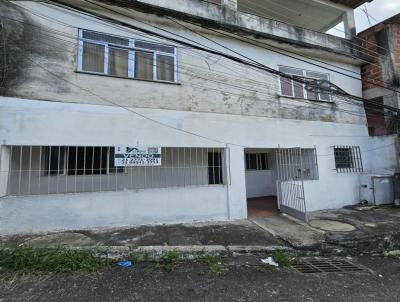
372, 176, 394, 205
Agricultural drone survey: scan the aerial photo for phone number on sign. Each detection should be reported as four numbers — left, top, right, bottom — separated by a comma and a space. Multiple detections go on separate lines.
117, 158, 161, 166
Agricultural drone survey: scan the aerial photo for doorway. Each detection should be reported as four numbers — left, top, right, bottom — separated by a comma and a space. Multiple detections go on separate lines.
244, 149, 279, 218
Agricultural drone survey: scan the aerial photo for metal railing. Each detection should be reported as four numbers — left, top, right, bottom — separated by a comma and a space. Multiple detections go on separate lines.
276, 147, 315, 222
1, 146, 227, 196
277, 180, 306, 221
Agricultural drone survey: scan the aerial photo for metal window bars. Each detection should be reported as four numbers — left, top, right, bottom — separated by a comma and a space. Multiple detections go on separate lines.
333, 145, 363, 173
1, 146, 227, 196
276, 148, 319, 181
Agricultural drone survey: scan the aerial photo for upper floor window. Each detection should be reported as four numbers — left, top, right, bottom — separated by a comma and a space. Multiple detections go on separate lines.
279, 66, 331, 102
77, 29, 177, 82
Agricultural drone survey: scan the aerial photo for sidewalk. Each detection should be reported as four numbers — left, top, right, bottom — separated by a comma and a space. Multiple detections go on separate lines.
1, 205, 400, 256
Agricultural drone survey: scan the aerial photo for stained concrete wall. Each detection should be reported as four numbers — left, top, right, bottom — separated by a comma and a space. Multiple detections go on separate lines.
0, 1, 365, 125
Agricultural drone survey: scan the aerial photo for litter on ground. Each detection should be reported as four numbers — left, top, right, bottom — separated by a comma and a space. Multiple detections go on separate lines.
116, 260, 133, 268
261, 257, 279, 267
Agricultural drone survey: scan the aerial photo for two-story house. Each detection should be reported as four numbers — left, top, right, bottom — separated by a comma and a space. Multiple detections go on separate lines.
0, 0, 397, 234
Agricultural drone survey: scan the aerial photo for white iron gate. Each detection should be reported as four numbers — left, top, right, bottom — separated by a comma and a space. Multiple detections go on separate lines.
276, 147, 309, 222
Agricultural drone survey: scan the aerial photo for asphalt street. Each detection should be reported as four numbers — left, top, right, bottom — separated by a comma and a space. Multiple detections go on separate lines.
0, 255, 399, 302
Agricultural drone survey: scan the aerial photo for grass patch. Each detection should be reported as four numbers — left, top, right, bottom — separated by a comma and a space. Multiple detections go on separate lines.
198, 254, 227, 274
155, 251, 182, 272
0, 247, 111, 279
265, 250, 296, 267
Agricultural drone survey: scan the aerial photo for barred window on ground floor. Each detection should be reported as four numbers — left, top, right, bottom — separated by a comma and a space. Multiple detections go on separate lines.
5, 146, 226, 196
44, 146, 124, 176
333, 146, 363, 173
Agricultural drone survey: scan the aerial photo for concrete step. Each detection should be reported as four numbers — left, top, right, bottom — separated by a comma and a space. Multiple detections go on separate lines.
250, 215, 326, 250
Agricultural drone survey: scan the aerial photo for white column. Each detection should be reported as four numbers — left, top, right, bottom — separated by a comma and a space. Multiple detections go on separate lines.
226, 145, 247, 220
343, 10, 356, 40
221, 0, 237, 11
0, 145, 10, 197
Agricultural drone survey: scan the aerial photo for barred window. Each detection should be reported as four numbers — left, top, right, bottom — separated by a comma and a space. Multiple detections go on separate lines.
208, 151, 224, 185
44, 147, 124, 176
279, 66, 332, 102
334, 146, 363, 173
78, 29, 177, 82
245, 153, 269, 170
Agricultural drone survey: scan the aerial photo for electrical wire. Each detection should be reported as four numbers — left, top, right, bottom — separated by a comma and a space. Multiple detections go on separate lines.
3, 0, 400, 124
0, 6, 397, 157
1, 17, 395, 124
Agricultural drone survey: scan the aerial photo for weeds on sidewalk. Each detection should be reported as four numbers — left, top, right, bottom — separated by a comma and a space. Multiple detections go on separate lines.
198, 254, 227, 274
265, 250, 296, 267
155, 251, 182, 272
0, 247, 111, 279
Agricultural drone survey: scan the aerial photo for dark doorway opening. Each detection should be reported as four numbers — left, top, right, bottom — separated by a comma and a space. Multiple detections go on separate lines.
247, 196, 279, 218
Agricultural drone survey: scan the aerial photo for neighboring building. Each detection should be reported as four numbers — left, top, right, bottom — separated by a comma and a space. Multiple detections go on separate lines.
358, 14, 400, 136
0, 0, 397, 234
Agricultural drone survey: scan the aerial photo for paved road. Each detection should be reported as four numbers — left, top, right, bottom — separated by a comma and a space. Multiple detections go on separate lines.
1, 255, 399, 302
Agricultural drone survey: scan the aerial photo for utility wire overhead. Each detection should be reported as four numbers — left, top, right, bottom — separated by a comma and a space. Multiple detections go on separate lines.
7, 0, 399, 117
1, 0, 397, 153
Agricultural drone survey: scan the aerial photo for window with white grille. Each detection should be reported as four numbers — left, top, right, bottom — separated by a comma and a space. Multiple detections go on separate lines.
44, 147, 124, 176
78, 29, 177, 82
6, 146, 226, 196
279, 66, 332, 102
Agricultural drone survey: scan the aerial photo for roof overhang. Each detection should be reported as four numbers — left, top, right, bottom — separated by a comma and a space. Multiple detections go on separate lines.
330, 0, 373, 9
237, 0, 372, 32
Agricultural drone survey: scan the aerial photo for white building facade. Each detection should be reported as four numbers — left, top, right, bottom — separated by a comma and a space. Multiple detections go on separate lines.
0, 0, 397, 234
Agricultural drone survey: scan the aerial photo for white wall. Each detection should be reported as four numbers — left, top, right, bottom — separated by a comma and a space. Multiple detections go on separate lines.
0, 186, 228, 234
245, 170, 276, 198
0, 98, 397, 233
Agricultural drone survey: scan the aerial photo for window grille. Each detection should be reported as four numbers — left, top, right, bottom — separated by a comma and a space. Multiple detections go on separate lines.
333, 146, 363, 173
279, 66, 332, 102
4, 146, 226, 196
245, 153, 269, 170
277, 148, 319, 181
77, 29, 177, 82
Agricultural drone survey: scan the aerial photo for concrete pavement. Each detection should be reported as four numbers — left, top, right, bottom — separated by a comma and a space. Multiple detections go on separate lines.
1, 205, 400, 256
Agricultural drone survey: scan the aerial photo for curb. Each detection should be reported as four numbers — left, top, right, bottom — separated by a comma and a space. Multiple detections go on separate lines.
69, 245, 293, 260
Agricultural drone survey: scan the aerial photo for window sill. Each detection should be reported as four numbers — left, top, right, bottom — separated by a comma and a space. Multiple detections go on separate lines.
278, 94, 334, 105
75, 70, 181, 86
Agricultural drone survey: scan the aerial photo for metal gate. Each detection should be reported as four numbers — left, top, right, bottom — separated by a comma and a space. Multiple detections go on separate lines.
276, 147, 308, 222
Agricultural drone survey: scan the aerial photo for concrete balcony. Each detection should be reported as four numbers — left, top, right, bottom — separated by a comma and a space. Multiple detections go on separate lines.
136, 0, 362, 57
